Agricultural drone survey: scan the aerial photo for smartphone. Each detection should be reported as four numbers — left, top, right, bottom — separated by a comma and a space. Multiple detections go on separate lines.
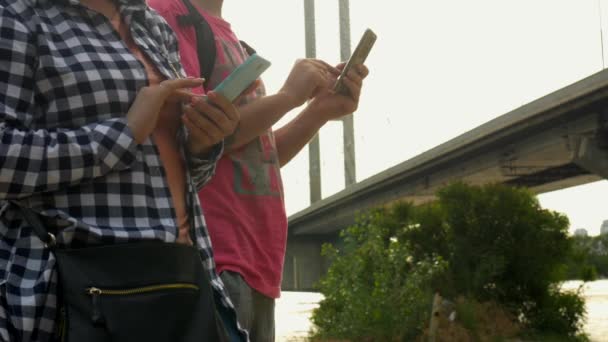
212, 53, 271, 102
333, 28, 377, 95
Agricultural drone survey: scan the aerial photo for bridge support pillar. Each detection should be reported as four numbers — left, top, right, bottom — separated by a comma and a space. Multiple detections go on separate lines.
281, 235, 337, 292
572, 136, 608, 179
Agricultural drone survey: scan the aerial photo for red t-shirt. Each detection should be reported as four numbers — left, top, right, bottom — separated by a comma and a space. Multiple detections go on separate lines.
150, 0, 287, 298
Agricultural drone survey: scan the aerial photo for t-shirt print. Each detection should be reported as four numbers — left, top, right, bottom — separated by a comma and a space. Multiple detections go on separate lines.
211, 37, 283, 198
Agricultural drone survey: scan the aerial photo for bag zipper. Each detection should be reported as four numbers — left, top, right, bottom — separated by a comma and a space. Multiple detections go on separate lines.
85, 283, 199, 324
55, 307, 66, 342
86, 283, 199, 296
62, 309, 67, 342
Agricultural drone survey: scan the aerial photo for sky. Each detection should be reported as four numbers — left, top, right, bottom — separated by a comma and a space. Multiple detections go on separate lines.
225, 0, 608, 236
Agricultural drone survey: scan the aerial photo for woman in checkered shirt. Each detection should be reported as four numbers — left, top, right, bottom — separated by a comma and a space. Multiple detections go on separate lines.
0, 0, 246, 340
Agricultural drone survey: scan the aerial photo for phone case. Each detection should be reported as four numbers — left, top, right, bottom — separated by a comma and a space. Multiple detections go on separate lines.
333, 28, 377, 95
213, 53, 271, 102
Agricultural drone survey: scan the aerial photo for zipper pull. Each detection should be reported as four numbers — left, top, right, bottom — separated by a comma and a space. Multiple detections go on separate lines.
86, 287, 105, 326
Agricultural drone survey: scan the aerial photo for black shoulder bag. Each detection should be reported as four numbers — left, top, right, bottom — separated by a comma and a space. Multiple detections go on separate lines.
17, 200, 230, 342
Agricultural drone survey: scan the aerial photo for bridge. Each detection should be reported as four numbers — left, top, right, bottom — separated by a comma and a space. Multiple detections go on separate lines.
282, 68, 608, 291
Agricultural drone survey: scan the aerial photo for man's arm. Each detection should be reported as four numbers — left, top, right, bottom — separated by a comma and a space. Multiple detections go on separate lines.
274, 63, 369, 167
273, 105, 326, 167
224, 92, 296, 152
223, 59, 340, 153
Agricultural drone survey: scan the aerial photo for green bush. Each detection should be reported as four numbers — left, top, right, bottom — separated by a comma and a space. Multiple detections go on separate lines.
310, 183, 587, 340
406, 183, 573, 304
522, 286, 587, 338
310, 203, 447, 341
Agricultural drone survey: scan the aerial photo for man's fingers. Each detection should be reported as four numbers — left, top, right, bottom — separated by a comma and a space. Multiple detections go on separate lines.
340, 76, 361, 102
309, 59, 340, 74
336, 63, 369, 79
356, 64, 370, 79
345, 69, 364, 88
302, 58, 340, 76
311, 67, 335, 91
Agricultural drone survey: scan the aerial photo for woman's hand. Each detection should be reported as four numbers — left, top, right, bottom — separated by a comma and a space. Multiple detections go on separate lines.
126, 78, 205, 144
181, 91, 240, 156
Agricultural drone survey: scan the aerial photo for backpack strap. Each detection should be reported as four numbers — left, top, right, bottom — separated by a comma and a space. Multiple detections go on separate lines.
239, 40, 256, 57
177, 0, 216, 88
177, 0, 257, 88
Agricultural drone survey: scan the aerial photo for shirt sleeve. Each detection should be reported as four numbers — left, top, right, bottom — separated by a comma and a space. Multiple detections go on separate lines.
186, 135, 223, 191
0, 5, 138, 200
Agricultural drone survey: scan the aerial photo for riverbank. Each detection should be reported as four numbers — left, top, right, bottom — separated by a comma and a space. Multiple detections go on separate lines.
276, 279, 608, 342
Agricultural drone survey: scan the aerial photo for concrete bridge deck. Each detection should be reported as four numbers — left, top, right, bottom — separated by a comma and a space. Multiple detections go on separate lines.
283, 68, 608, 291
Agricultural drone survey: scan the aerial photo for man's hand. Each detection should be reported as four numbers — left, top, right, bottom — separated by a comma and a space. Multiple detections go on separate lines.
279, 59, 341, 108
182, 91, 240, 156
307, 63, 369, 121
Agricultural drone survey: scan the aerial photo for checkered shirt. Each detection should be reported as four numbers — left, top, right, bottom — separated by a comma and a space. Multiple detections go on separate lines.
0, 0, 245, 340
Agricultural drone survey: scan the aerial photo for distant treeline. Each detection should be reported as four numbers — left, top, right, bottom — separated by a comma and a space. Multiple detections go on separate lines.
565, 234, 608, 281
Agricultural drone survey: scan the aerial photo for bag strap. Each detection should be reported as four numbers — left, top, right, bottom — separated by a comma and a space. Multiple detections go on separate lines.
177, 0, 217, 88
239, 40, 256, 56
14, 203, 57, 248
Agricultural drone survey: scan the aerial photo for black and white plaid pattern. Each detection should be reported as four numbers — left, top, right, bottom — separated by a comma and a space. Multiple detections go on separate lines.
0, 0, 245, 340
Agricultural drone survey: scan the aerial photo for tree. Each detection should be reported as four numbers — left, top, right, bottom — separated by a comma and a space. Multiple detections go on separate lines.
311, 203, 446, 341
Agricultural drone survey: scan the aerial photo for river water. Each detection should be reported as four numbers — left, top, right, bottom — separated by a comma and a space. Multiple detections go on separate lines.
276, 279, 608, 342
562, 279, 608, 342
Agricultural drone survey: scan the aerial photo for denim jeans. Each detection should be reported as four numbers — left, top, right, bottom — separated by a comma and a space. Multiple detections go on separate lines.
220, 271, 275, 342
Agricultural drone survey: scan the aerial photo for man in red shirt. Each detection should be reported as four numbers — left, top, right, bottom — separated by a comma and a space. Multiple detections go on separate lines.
150, 0, 369, 340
